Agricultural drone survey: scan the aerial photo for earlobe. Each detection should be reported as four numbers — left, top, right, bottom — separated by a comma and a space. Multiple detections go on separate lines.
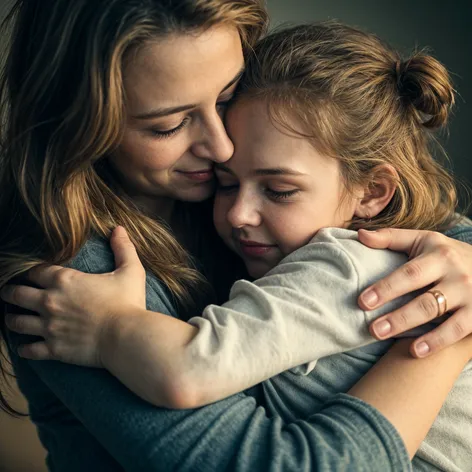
354, 164, 398, 219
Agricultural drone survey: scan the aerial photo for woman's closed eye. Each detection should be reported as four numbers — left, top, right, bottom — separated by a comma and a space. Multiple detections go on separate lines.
149, 117, 190, 139
216, 94, 235, 118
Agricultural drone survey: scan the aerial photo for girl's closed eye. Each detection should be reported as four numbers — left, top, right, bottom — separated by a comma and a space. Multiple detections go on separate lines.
265, 187, 300, 201
216, 179, 239, 193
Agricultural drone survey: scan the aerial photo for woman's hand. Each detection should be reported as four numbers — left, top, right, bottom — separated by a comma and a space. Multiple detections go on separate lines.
1, 227, 146, 367
358, 228, 472, 358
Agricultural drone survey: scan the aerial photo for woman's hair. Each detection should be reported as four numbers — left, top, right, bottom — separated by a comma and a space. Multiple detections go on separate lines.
0, 0, 267, 414
236, 21, 459, 231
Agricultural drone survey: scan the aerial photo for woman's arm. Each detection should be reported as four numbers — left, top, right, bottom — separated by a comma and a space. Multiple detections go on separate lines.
9, 332, 471, 472
349, 336, 472, 457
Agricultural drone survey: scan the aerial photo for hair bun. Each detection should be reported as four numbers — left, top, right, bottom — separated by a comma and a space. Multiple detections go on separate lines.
394, 53, 454, 129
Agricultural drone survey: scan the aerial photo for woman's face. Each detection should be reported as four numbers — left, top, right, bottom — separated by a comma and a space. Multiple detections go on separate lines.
110, 25, 244, 213
213, 99, 359, 278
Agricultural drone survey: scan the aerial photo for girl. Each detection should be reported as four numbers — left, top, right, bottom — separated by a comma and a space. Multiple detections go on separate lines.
6, 22, 472, 470
3, 1, 472, 470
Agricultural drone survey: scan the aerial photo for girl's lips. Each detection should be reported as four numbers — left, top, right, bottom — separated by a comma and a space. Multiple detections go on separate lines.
177, 169, 214, 182
238, 240, 277, 257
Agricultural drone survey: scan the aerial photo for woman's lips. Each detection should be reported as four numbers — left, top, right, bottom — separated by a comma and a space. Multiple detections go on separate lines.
238, 239, 277, 257
177, 169, 214, 182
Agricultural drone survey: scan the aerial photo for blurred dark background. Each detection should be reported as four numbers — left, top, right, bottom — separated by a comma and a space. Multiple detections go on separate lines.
268, 0, 472, 215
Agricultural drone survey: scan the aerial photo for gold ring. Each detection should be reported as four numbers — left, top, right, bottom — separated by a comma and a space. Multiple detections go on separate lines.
427, 289, 448, 318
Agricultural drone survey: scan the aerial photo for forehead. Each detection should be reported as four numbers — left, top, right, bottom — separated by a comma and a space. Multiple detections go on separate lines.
123, 25, 244, 115
225, 99, 338, 174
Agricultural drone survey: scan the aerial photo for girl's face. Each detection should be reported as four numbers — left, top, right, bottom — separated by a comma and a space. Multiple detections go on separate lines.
213, 99, 359, 278
109, 25, 244, 214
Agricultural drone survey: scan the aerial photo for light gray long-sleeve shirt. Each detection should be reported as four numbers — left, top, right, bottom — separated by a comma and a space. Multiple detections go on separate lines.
187, 227, 472, 472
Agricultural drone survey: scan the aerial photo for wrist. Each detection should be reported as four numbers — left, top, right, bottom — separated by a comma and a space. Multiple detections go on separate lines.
97, 306, 146, 369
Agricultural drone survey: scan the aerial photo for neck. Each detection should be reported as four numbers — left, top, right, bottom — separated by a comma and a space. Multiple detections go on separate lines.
130, 194, 175, 223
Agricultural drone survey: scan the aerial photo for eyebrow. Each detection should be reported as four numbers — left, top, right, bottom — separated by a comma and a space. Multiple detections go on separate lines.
132, 67, 245, 120
215, 164, 306, 177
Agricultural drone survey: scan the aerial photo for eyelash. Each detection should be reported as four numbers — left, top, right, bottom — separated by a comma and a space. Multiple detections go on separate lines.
265, 189, 299, 201
216, 183, 238, 193
217, 183, 299, 201
150, 98, 233, 140
150, 117, 190, 139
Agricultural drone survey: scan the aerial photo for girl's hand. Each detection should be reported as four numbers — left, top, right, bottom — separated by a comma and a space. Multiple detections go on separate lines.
358, 228, 472, 358
1, 227, 146, 367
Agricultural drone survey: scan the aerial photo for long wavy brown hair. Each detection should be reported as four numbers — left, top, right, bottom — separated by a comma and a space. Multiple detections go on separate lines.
237, 22, 459, 231
0, 0, 267, 415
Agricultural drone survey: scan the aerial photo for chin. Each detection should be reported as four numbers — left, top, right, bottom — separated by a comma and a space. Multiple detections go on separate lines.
246, 262, 272, 279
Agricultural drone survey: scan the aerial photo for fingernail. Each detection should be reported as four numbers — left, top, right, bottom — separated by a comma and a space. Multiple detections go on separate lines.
361, 289, 379, 308
415, 342, 430, 357
360, 229, 377, 233
373, 320, 391, 337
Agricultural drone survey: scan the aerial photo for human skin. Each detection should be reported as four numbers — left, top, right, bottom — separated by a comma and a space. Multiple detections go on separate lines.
107, 25, 244, 220
213, 98, 395, 278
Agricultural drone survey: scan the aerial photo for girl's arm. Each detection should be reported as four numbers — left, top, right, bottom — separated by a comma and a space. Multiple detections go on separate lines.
4, 228, 388, 408
3, 226, 472, 408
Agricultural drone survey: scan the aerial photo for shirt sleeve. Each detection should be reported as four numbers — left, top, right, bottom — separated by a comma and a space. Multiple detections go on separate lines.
187, 229, 408, 389
23, 358, 411, 472
445, 221, 472, 244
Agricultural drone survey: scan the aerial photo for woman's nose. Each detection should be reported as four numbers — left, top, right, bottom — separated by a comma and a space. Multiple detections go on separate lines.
191, 112, 234, 163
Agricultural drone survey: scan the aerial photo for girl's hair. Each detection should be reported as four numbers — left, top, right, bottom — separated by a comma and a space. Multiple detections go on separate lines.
237, 21, 458, 231
0, 0, 267, 415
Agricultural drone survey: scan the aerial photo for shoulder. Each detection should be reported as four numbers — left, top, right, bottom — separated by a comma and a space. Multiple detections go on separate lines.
445, 216, 472, 244
271, 228, 409, 317
283, 228, 407, 279
68, 236, 177, 317
66, 236, 115, 273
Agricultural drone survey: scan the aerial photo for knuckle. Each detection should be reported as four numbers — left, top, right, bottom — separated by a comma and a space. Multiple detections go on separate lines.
427, 231, 445, 246
459, 273, 472, 289
8, 286, 20, 305
42, 293, 59, 315
437, 244, 455, 261
46, 320, 61, 337
377, 278, 393, 297
53, 268, 74, 287
430, 332, 446, 350
419, 295, 438, 319
48, 343, 64, 360
452, 321, 466, 340
393, 310, 409, 329
403, 261, 423, 281
9, 316, 23, 332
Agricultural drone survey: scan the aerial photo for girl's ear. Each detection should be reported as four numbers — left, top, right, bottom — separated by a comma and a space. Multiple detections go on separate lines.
354, 164, 398, 219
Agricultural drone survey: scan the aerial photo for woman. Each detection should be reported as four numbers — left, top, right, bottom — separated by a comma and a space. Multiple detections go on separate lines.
1, 1, 472, 470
